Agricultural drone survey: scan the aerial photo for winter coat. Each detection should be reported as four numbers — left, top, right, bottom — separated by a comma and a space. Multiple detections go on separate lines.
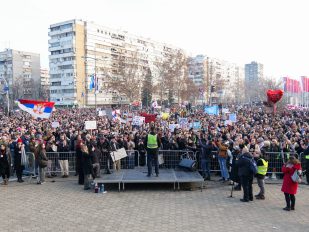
82, 151, 93, 175
237, 152, 254, 177
57, 140, 70, 160
199, 139, 214, 160
0, 149, 11, 176
218, 143, 228, 158
14, 146, 24, 168
281, 163, 302, 195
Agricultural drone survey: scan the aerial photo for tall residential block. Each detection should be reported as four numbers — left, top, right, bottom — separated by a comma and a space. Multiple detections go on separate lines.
49, 19, 179, 107
40, 68, 50, 100
0, 49, 40, 100
245, 61, 264, 101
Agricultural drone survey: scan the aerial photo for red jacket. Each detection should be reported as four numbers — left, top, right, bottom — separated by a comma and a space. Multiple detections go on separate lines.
281, 163, 302, 195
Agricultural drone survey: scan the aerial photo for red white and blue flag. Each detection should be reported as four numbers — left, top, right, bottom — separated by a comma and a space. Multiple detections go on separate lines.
17, 99, 55, 119
301, 76, 309, 92
283, 77, 301, 93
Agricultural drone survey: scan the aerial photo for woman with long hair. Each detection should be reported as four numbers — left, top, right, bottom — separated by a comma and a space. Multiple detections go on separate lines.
0, 144, 11, 185
81, 144, 93, 190
281, 156, 302, 211
37, 143, 48, 185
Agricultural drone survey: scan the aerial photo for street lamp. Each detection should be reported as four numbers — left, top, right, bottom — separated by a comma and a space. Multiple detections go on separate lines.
82, 55, 109, 111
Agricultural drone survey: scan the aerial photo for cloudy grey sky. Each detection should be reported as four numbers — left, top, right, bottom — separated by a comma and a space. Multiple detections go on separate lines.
0, 0, 308, 78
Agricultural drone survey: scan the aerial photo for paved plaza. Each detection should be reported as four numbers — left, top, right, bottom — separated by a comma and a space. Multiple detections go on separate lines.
0, 178, 308, 232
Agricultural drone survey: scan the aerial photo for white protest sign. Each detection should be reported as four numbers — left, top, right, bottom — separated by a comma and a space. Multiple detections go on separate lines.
111, 148, 128, 162
222, 108, 230, 114
98, 110, 106, 116
85, 121, 97, 130
132, 116, 145, 126
169, 124, 180, 131
51, 121, 60, 128
229, 113, 237, 122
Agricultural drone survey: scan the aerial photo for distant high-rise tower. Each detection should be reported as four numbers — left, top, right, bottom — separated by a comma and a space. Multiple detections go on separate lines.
245, 61, 264, 102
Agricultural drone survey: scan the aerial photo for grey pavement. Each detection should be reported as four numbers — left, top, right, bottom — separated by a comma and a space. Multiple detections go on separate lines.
0, 177, 308, 232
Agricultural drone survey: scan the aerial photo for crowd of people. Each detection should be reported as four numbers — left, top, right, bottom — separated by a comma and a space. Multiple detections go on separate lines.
0, 105, 308, 210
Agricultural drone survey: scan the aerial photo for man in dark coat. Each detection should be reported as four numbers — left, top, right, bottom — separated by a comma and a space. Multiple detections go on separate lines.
97, 135, 112, 174
14, 139, 25, 183
57, 134, 70, 177
237, 147, 254, 202
199, 135, 215, 180
145, 126, 161, 177
0, 143, 11, 185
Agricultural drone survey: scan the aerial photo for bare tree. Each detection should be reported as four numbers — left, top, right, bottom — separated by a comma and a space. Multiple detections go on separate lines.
154, 49, 187, 105
106, 51, 146, 103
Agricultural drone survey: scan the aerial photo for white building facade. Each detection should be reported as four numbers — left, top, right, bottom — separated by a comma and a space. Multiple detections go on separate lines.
49, 19, 179, 107
0, 49, 40, 101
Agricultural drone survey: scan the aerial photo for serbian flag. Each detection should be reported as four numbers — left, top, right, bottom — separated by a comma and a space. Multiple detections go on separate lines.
283, 77, 301, 93
17, 99, 55, 119
301, 76, 309, 92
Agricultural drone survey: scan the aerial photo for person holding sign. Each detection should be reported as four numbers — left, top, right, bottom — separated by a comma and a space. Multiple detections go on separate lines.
110, 136, 121, 171
145, 126, 161, 177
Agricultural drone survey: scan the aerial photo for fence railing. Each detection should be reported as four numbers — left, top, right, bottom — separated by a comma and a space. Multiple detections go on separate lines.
22, 150, 304, 176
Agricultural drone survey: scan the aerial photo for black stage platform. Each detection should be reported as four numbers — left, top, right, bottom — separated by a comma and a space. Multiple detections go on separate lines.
96, 168, 204, 191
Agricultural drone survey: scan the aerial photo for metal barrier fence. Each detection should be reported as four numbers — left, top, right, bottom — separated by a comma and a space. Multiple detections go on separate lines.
157, 150, 196, 169
45, 152, 76, 175
195, 151, 299, 175
43, 150, 197, 173
34, 150, 304, 176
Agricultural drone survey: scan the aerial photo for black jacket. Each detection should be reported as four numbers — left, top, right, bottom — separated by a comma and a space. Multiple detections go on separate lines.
57, 140, 70, 160
82, 152, 93, 175
237, 152, 254, 177
199, 139, 214, 160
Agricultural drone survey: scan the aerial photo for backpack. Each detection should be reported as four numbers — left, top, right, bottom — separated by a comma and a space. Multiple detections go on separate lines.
243, 156, 258, 175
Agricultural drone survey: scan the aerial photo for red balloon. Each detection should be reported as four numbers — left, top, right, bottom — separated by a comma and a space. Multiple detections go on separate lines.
267, 89, 284, 104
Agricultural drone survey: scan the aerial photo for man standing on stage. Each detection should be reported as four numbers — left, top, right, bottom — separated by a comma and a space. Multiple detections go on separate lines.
145, 126, 161, 177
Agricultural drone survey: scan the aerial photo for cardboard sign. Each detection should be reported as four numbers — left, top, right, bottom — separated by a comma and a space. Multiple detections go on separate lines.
98, 110, 106, 116
111, 148, 128, 162
229, 113, 237, 122
85, 121, 97, 130
193, 121, 201, 130
222, 108, 230, 114
169, 124, 180, 132
51, 121, 60, 128
132, 116, 145, 126
204, 105, 219, 115
178, 117, 188, 126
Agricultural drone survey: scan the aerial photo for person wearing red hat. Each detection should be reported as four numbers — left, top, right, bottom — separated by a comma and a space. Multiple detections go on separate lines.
14, 139, 26, 183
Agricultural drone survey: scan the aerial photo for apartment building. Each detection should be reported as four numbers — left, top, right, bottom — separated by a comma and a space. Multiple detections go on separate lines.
245, 61, 264, 102
0, 49, 40, 101
40, 68, 50, 100
49, 19, 179, 107
188, 55, 244, 104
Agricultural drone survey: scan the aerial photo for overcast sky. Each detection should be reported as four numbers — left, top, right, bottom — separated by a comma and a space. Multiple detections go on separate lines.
0, 0, 308, 78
